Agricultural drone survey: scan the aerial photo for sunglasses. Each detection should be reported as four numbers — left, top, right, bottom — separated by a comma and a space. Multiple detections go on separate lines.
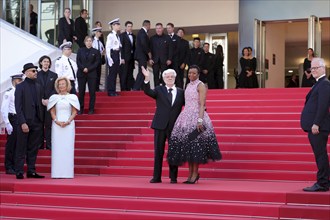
29, 69, 37, 73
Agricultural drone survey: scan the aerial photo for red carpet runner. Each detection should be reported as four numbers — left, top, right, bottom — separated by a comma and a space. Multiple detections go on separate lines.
1, 88, 329, 219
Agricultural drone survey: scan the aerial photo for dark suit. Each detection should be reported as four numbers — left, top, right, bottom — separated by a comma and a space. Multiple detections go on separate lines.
15, 78, 44, 175
300, 76, 330, 187
168, 34, 180, 80
58, 17, 75, 46
143, 82, 184, 181
186, 47, 205, 86
176, 37, 190, 88
75, 16, 88, 48
77, 47, 101, 112
133, 28, 150, 90
150, 34, 173, 86
120, 32, 136, 91
36, 70, 58, 148
203, 52, 216, 88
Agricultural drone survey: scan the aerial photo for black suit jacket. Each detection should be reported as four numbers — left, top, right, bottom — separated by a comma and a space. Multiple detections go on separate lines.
15, 79, 44, 125
134, 28, 150, 62
75, 16, 88, 46
301, 76, 330, 132
177, 37, 190, 66
76, 47, 101, 78
120, 32, 136, 61
169, 34, 180, 62
150, 34, 173, 64
143, 82, 184, 131
58, 17, 75, 45
189, 47, 205, 69
36, 70, 58, 99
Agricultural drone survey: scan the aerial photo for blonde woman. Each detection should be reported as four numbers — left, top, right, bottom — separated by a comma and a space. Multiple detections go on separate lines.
47, 77, 80, 178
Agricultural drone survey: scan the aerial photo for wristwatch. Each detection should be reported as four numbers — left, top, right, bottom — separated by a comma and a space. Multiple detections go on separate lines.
197, 118, 203, 123
54, 119, 57, 122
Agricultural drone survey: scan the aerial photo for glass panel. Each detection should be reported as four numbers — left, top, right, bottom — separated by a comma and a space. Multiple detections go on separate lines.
210, 34, 228, 89
254, 19, 266, 88
4, 0, 26, 30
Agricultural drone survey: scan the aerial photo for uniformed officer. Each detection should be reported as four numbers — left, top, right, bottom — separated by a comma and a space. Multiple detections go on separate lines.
1, 74, 23, 174
55, 41, 78, 94
92, 27, 105, 91
106, 18, 124, 96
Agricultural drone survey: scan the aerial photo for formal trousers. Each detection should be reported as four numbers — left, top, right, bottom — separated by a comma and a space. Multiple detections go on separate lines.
78, 75, 97, 111
133, 59, 147, 91
107, 50, 120, 95
4, 113, 17, 171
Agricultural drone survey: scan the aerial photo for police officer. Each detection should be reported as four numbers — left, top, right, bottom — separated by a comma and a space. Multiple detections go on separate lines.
55, 41, 78, 94
106, 18, 124, 96
1, 74, 23, 174
92, 27, 105, 91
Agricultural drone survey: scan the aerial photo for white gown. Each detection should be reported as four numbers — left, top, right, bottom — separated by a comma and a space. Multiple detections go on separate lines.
47, 94, 80, 178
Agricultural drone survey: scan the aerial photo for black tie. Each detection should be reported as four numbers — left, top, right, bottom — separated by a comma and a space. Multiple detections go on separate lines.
168, 88, 173, 105
97, 40, 100, 51
68, 58, 76, 79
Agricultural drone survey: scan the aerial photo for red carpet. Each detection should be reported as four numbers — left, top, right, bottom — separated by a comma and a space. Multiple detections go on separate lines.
1, 88, 329, 219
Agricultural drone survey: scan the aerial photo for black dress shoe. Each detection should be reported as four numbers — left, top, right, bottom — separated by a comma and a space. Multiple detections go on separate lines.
303, 183, 329, 192
46, 145, 51, 150
88, 110, 94, 114
16, 173, 24, 179
6, 169, 16, 175
27, 172, 45, 178
170, 179, 177, 184
150, 178, 162, 183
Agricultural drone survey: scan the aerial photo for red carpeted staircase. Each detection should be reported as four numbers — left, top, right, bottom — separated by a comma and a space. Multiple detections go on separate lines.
1, 88, 329, 219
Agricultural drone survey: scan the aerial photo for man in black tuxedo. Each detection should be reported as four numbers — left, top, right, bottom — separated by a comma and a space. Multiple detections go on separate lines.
300, 58, 330, 192
133, 20, 152, 91
166, 23, 180, 82
15, 63, 45, 179
58, 8, 76, 46
77, 36, 101, 114
150, 23, 173, 86
120, 21, 136, 91
187, 37, 205, 86
37, 55, 58, 150
75, 9, 88, 48
176, 28, 190, 89
142, 67, 184, 184
202, 42, 217, 88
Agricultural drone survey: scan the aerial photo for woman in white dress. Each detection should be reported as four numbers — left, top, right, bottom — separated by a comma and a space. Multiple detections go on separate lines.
47, 77, 80, 178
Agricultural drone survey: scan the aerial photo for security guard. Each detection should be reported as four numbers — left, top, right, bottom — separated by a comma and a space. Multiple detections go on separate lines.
55, 41, 78, 94
92, 27, 105, 91
1, 74, 23, 174
106, 18, 123, 96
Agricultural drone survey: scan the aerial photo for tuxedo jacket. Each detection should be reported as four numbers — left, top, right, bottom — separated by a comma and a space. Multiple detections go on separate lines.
75, 16, 88, 45
301, 76, 330, 132
58, 17, 75, 45
15, 79, 44, 125
76, 47, 101, 78
37, 70, 58, 99
177, 37, 190, 66
143, 82, 184, 131
134, 28, 150, 62
150, 34, 173, 64
169, 34, 180, 62
189, 47, 205, 69
120, 32, 136, 61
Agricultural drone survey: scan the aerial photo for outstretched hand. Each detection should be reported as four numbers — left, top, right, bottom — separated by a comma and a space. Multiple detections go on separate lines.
141, 66, 150, 81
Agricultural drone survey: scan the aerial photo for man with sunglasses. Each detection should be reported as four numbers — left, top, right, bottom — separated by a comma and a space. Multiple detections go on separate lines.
15, 63, 45, 179
301, 58, 330, 192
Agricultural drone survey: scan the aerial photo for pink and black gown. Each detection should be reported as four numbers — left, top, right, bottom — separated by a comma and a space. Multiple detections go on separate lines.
167, 79, 221, 166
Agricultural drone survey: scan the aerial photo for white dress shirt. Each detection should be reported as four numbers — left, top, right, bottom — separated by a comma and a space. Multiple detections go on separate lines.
106, 30, 122, 67
166, 85, 177, 106
92, 36, 104, 54
55, 55, 78, 81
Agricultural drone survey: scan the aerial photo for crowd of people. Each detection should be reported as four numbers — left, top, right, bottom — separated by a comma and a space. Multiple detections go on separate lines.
1, 8, 329, 191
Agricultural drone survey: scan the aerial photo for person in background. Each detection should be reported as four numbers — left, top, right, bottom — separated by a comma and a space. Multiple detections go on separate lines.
166, 23, 180, 80
77, 36, 101, 114
120, 21, 136, 91
1, 74, 23, 174
239, 47, 258, 88
29, 4, 37, 36
300, 58, 330, 192
142, 67, 184, 184
37, 55, 58, 150
176, 28, 190, 89
287, 74, 299, 88
202, 42, 216, 88
15, 63, 45, 179
167, 65, 221, 184
150, 22, 173, 86
94, 21, 105, 46
214, 45, 224, 89
75, 9, 88, 48
187, 37, 205, 86
55, 41, 78, 94
92, 27, 105, 92
302, 48, 316, 87
58, 8, 76, 46
47, 77, 80, 178
133, 20, 152, 91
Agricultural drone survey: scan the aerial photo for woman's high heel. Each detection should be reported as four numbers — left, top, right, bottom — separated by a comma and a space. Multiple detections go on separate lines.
187, 174, 200, 184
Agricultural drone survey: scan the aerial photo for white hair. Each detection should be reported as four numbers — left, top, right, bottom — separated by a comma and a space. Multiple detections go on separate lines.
312, 57, 325, 67
162, 69, 177, 78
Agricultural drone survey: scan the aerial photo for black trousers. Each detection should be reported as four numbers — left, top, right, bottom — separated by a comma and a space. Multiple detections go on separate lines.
176, 66, 185, 89
15, 119, 43, 175
153, 127, 178, 181
4, 114, 17, 171
107, 51, 120, 94
120, 58, 135, 91
133, 59, 147, 91
70, 80, 77, 94
96, 63, 102, 91
78, 75, 97, 111
40, 107, 52, 147
308, 131, 330, 187
152, 61, 167, 86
